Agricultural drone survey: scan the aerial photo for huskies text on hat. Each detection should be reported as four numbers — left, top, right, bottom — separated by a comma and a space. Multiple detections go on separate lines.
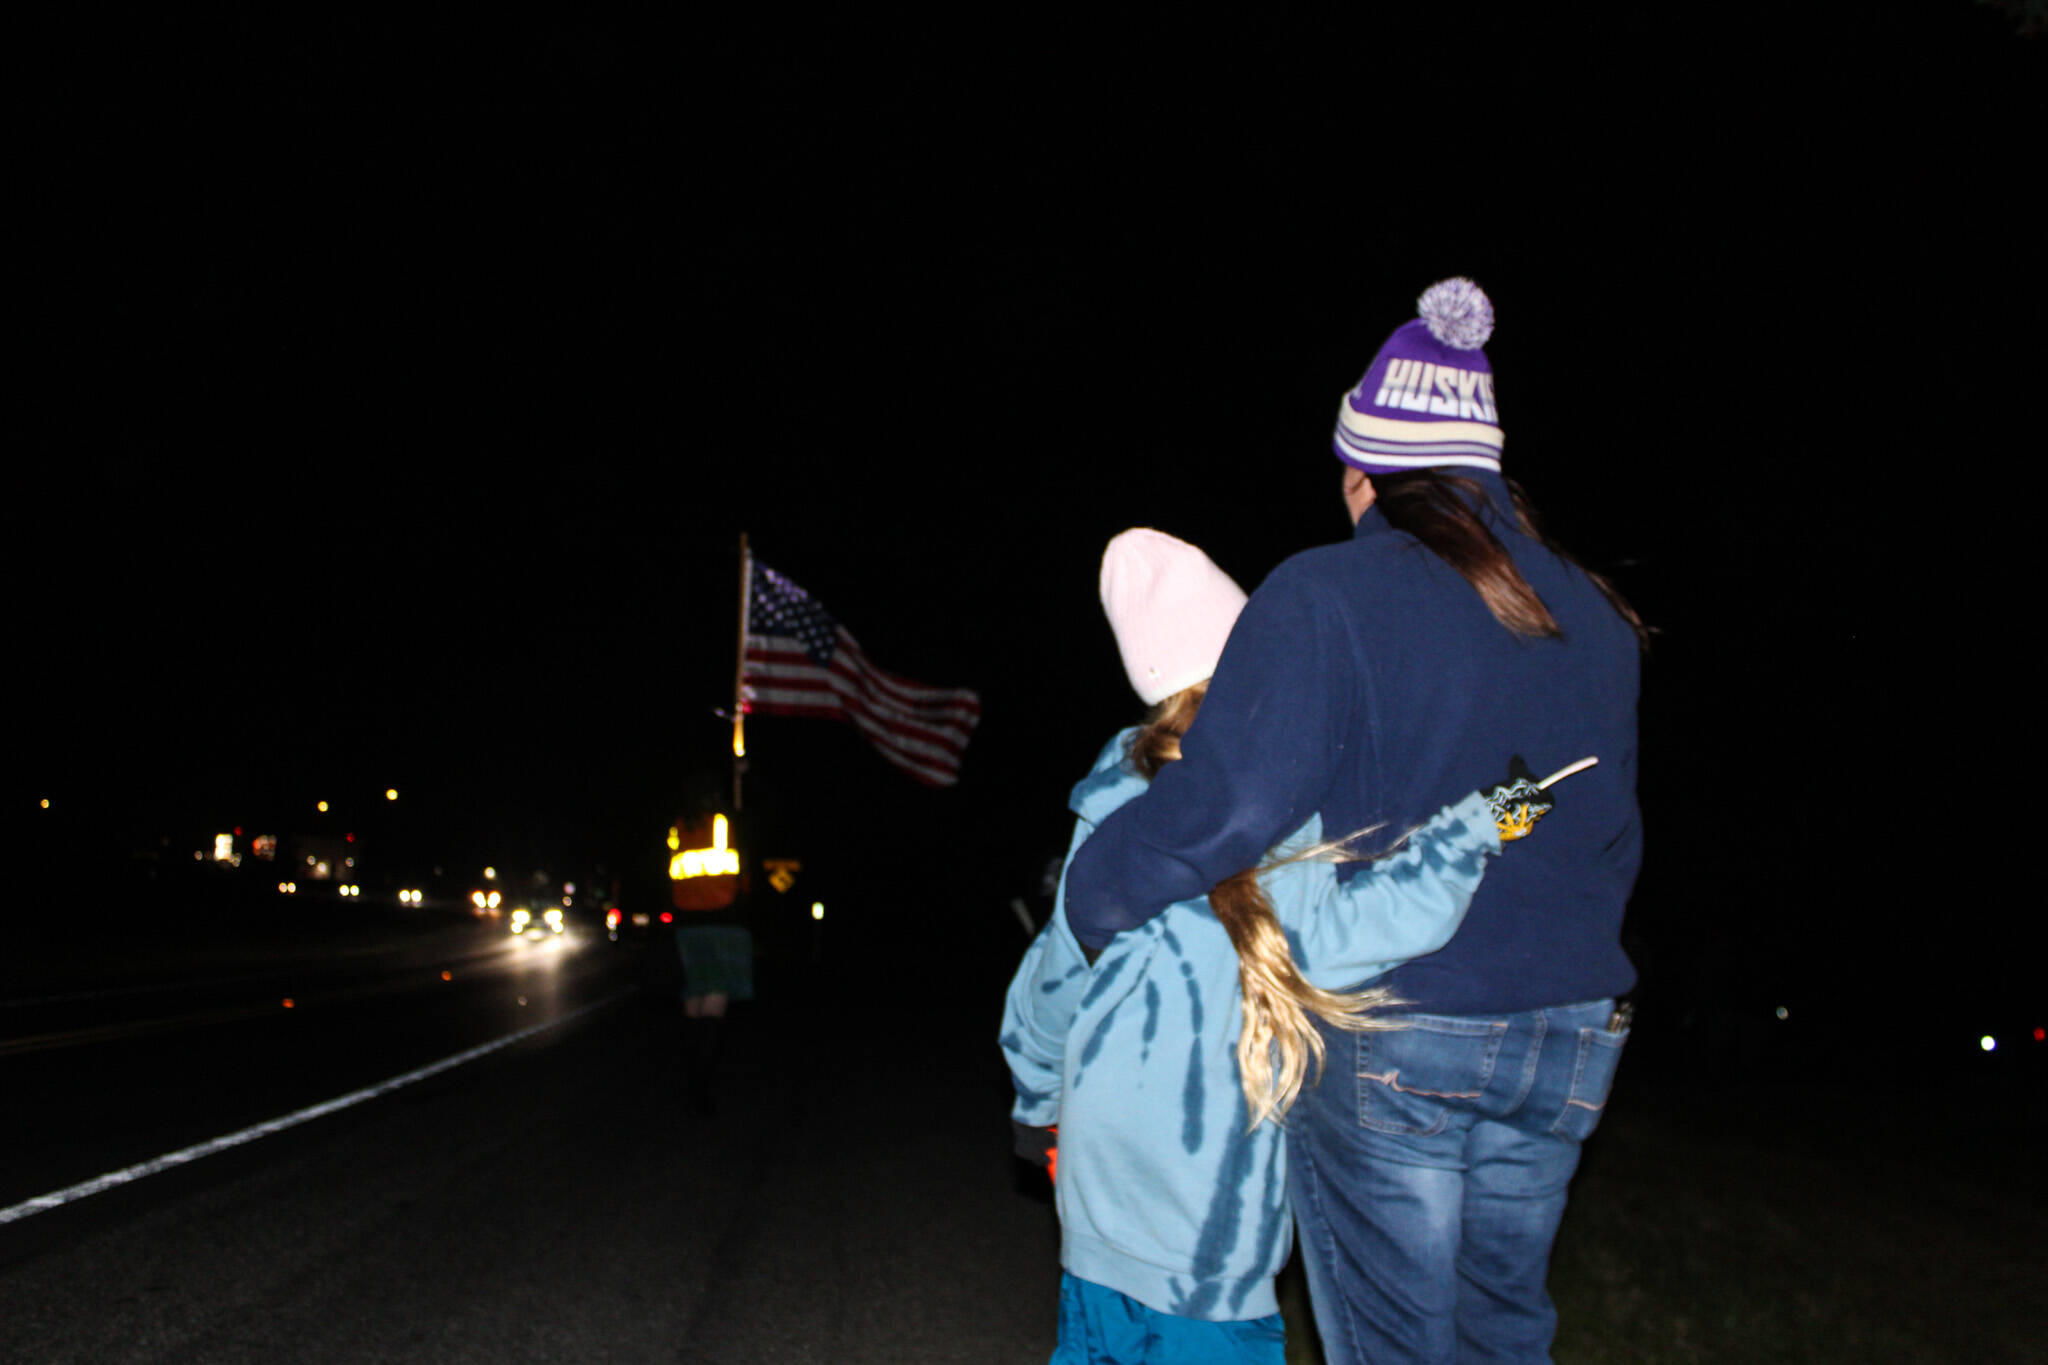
1333, 277, 1503, 475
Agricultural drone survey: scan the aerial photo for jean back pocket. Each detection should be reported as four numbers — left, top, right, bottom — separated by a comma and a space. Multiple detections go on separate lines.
1356, 1015, 1506, 1137
1550, 1026, 1628, 1140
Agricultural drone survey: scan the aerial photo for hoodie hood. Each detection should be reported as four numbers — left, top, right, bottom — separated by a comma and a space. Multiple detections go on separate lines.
1068, 727, 1146, 826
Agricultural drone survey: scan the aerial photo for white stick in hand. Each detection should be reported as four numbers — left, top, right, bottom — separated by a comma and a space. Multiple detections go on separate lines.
1536, 756, 1599, 790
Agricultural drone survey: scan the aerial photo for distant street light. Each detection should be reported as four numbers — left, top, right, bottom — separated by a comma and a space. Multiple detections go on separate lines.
317, 800, 329, 812
386, 788, 399, 801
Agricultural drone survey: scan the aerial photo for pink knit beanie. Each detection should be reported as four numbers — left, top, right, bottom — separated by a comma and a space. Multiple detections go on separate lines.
1099, 529, 1249, 705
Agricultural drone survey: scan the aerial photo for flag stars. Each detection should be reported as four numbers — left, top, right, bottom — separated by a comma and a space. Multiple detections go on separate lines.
753, 567, 841, 665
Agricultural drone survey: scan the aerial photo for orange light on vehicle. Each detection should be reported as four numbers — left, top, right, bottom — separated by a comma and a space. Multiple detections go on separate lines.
440, 970, 452, 981
670, 814, 740, 879
282, 998, 296, 1009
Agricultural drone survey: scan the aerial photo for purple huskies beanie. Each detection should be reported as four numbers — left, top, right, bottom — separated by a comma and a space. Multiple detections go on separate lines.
1333, 278, 1503, 475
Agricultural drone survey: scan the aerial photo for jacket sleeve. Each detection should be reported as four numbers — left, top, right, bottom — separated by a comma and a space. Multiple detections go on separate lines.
998, 812, 1098, 1127
1063, 565, 1354, 950
1261, 793, 1502, 991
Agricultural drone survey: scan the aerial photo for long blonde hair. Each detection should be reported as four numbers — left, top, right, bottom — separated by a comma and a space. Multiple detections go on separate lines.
1127, 686, 1406, 1131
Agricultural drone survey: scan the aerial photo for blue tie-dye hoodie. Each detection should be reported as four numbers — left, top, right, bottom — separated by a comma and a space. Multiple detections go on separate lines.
1000, 728, 1500, 1322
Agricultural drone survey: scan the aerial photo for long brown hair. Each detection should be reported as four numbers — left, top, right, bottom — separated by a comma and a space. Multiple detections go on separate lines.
1371, 469, 1649, 649
1127, 683, 1207, 781
1128, 686, 1405, 1129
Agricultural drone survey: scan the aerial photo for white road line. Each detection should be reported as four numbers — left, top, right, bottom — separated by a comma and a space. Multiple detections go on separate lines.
0, 989, 631, 1226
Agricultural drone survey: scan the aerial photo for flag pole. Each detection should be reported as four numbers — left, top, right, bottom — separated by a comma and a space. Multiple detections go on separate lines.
733, 532, 751, 811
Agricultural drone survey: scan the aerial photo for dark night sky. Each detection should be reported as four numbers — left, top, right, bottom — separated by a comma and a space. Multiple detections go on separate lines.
17, 8, 2045, 1016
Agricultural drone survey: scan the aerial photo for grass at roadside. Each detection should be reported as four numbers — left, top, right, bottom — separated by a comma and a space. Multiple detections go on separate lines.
1282, 1076, 2042, 1364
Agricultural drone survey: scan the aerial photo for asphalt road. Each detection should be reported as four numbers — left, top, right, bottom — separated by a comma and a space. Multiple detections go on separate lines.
0, 931, 1063, 1363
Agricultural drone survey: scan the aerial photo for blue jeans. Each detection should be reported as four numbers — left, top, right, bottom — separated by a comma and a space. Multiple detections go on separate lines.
1286, 1000, 1627, 1365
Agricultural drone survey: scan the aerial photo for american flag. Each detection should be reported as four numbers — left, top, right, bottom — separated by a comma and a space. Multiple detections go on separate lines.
742, 562, 982, 787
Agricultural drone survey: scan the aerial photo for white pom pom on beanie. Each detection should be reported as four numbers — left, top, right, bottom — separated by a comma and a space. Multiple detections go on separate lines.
1099, 529, 1249, 705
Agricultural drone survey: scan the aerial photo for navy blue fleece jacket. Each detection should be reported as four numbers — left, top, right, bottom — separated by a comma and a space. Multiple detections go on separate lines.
1062, 472, 1641, 1015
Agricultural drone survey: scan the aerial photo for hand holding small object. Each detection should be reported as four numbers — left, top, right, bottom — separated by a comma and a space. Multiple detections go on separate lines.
1012, 1119, 1059, 1185
1483, 755, 1598, 841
